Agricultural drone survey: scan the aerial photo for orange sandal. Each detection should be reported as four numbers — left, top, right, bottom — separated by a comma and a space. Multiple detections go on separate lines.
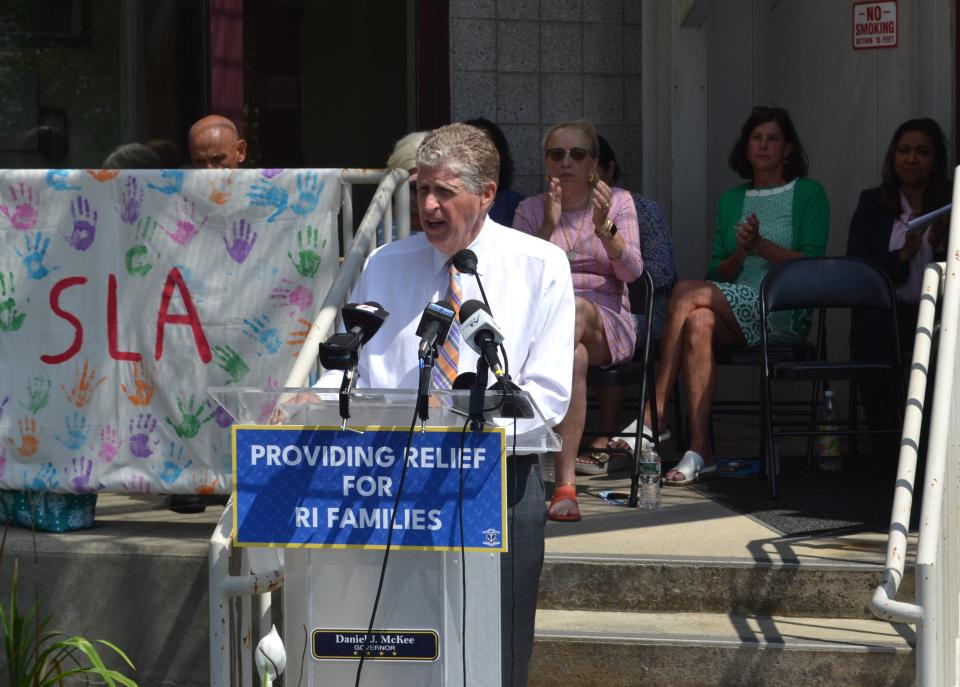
548, 482, 582, 522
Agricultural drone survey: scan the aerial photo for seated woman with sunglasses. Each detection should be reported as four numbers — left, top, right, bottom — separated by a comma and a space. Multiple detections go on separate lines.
513, 119, 643, 521
648, 106, 829, 486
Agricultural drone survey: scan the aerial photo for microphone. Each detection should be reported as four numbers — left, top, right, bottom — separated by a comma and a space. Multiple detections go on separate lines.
342, 301, 389, 344
452, 249, 509, 376
318, 301, 389, 370
458, 300, 506, 379
452, 249, 479, 276
415, 301, 455, 360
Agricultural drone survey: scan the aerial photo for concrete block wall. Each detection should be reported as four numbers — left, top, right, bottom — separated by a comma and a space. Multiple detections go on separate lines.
450, 0, 644, 201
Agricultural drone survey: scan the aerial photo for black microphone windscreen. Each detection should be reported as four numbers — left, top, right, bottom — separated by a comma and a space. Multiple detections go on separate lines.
458, 299, 488, 323
452, 372, 477, 390
452, 249, 478, 275
342, 301, 389, 344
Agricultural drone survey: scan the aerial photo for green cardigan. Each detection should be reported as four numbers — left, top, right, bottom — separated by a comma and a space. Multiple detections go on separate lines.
706, 177, 830, 280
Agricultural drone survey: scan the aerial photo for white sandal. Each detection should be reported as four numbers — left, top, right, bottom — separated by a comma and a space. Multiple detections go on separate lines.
663, 450, 716, 486
640, 425, 673, 449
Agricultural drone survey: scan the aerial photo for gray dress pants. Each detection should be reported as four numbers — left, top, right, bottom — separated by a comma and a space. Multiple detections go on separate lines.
500, 454, 546, 687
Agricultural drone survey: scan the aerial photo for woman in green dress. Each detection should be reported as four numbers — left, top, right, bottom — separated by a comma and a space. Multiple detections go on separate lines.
646, 106, 830, 485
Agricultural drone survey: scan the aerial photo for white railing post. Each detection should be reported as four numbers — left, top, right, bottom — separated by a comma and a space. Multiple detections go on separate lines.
211, 168, 408, 685
870, 263, 942, 625
914, 170, 960, 686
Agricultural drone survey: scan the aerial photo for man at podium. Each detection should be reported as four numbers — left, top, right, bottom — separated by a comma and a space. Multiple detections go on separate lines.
318, 122, 575, 686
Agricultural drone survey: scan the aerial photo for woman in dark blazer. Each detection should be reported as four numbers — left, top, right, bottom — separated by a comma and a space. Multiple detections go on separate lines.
846, 118, 951, 466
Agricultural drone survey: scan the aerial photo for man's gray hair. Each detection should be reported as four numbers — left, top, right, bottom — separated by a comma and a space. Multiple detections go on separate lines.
416, 123, 500, 194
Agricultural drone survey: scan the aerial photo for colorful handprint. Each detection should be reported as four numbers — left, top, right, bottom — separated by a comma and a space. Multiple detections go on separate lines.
65, 195, 98, 251
287, 226, 326, 278
224, 218, 258, 263
270, 279, 313, 312
162, 196, 207, 245
97, 425, 122, 463
120, 360, 156, 406
156, 441, 193, 485
128, 413, 159, 459
261, 169, 284, 179
46, 169, 81, 192
61, 359, 106, 408
54, 412, 88, 451
243, 313, 283, 354
286, 317, 312, 353
191, 472, 220, 495
125, 216, 160, 277
118, 176, 144, 224
0, 271, 26, 333
13, 416, 39, 457
290, 171, 324, 216
66, 456, 98, 493
165, 396, 215, 439
0, 182, 40, 230
247, 178, 289, 222
147, 169, 184, 195
21, 376, 51, 413
14, 232, 59, 280
212, 345, 249, 384
0, 395, 7, 422
209, 171, 234, 205
24, 462, 58, 490
213, 404, 233, 428
121, 474, 152, 494
0, 443, 6, 480
86, 169, 120, 182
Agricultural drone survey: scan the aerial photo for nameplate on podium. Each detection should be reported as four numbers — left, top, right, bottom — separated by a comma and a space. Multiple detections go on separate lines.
231, 425, 507, 551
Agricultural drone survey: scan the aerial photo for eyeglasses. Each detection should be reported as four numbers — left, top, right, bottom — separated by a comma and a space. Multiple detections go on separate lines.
546, 147, 590, 162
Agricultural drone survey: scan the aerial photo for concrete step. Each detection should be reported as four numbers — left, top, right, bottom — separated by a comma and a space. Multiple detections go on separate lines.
530, 609, 915, 687
539, 553, 914, 619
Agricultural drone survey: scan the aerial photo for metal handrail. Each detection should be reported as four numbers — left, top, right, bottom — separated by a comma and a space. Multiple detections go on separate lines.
913, 175, 960, 685
870, 168, 960, 686
870, 262, 943, 625
210, 168, 410, 686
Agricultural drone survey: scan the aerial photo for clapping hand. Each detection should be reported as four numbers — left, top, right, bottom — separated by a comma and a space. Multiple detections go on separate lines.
590, 180, 613, 235
543, 176, 562, 233
735, 213, 761, 256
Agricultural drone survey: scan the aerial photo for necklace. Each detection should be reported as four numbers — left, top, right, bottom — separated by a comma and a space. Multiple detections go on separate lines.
557, 204, 588, 262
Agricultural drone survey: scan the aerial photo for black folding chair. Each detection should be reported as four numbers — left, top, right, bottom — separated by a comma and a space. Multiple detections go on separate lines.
760, 257, 904, 498
585, 269, 658, 506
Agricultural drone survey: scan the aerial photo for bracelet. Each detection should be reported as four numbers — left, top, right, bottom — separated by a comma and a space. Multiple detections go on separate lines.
596, 219, 615, 239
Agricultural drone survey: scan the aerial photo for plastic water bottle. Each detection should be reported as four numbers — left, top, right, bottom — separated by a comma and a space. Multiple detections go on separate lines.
638, 447, 661, 509
816, 389, 843, 472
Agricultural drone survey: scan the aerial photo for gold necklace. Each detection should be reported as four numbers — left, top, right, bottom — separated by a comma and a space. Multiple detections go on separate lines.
558, 202, 588, 261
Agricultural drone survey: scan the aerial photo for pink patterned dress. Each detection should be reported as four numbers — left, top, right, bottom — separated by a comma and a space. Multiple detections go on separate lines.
513, 187, 644, 365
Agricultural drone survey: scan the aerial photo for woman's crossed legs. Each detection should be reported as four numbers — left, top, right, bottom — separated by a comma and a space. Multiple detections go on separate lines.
644, 280, 745, 481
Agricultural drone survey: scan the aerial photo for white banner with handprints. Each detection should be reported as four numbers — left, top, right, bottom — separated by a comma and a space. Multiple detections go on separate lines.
0, 168, 339, 495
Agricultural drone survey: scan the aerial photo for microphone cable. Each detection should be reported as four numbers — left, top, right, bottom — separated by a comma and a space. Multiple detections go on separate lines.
353, 401, 420, 687
457, 416, 470, 687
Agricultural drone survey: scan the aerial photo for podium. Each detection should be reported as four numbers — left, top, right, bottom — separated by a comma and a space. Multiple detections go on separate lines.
210, 386, 560, 687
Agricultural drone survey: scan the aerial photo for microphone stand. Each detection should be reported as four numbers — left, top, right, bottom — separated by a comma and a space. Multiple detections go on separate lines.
469, 357, 489, 431
417, 350, 435, 430
338, 365, 358, 431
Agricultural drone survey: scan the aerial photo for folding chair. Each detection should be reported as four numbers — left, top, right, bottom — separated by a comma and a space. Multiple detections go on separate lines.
585, 269, 658, 507
760, 257, 903, 498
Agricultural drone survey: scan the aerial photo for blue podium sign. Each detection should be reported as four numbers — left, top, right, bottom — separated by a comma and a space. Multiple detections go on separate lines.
232, 425, 506, 551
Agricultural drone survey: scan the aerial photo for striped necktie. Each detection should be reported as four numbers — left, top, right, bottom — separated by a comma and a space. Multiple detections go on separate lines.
432, 264, 462, 390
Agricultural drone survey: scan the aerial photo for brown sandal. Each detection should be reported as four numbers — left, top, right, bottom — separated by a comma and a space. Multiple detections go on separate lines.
548, 481, 582, 522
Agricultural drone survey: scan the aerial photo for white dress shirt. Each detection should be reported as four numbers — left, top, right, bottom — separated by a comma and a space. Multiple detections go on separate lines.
317, 217, 575, 427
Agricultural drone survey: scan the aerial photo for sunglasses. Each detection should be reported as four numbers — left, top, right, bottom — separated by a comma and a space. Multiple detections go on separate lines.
546, 147, 591, 162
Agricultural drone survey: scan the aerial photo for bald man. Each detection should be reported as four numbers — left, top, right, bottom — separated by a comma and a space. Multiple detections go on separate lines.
188, 114, 247, 169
